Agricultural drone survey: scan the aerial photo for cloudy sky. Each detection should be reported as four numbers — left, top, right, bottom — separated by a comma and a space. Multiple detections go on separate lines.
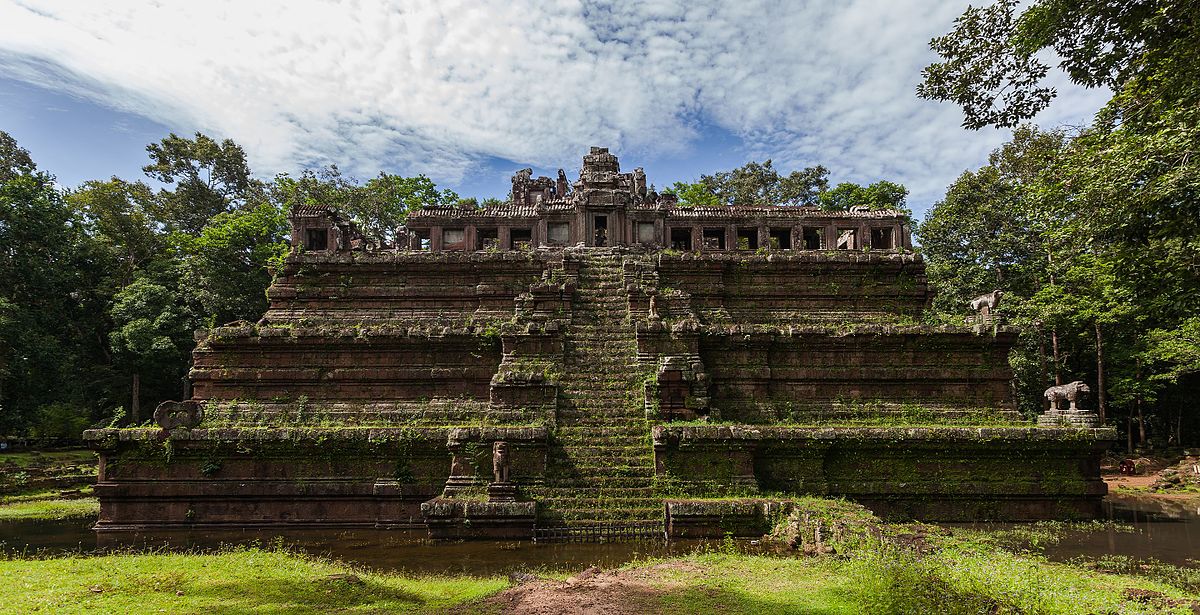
0, 0, 1108, 218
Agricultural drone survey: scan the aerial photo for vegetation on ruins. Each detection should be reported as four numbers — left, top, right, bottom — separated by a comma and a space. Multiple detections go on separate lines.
917, 0, 1200, 446
664, 158, 911, 214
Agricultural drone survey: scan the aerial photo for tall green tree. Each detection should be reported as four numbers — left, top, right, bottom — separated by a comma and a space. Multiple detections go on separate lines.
0, 132, 109, 434
143, 132, 262, 234
666, 160, 830, 207
920, 0, 1200, 441
174, 201, 289, 327
816, 180, 910, 214
108, 278, 192, 423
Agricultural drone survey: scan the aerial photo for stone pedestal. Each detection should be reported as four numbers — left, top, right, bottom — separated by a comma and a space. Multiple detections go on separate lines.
1037, 409, 1101, 428
421, 497, 537, 539
487, 481, 518, 502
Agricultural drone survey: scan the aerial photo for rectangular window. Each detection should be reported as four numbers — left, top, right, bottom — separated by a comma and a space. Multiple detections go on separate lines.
414, 229, 431, 251
443, 228, 465, 248
305, 228, 328, 251
870, 227, 894, 250
636, 222, 656, 244
702, 228, 726, 250
477, 227, 498, 250
769, 228, 792, 250
736, 228, 758, 250
836, 228, 856, 250
511, 228, 532, 248
802, 227, 822, 250
670, 227, 692, 250
548, 222, 569, 244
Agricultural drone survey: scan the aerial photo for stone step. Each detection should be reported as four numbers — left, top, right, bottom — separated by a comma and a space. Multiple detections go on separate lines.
543, 465, 654, 478
555, 427, 649, 437
536, 507, 663, 522
542, 477, 658, 489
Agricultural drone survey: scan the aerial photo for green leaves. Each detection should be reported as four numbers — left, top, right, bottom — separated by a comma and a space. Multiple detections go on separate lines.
269, 166, 457, 246
143, 132, 261, 234
918, 0, 1054, 129
817, 181, 910, 215
666, 160, 830, 207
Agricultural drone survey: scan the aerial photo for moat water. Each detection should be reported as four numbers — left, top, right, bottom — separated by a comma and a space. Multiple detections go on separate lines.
2, 494, 1196, 573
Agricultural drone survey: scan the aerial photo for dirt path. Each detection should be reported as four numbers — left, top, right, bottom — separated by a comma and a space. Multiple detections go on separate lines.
456, 562, 701, 615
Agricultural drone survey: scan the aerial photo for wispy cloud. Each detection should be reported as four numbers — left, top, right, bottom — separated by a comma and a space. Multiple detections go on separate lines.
0, 0, 1108, 211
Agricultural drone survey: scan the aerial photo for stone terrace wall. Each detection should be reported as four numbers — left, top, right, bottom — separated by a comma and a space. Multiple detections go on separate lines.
654, 425, 1114, 521
87, 426, 547, 531
266, 251, 560, 324
193, 326, 501, 401
698, 329, 1019, 422
647, 252, 927, 324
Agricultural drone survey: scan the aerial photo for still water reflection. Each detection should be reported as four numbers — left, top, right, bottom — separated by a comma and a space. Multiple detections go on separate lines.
1, 494, 1195, 572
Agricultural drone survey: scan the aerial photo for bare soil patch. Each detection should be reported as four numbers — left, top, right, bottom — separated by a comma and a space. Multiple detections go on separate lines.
457, 562, 702, 615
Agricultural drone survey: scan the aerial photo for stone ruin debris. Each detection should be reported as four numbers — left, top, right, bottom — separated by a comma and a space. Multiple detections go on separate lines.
83, 147, 1115, 539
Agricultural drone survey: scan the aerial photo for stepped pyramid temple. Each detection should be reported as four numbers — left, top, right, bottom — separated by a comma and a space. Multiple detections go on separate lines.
86, 148, 1114, 539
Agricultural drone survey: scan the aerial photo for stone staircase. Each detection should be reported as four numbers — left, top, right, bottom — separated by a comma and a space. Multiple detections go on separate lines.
531, 249, 660, 525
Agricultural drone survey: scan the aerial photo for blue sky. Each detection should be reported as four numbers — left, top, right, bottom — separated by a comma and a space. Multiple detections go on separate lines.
0, 1, 1109, 217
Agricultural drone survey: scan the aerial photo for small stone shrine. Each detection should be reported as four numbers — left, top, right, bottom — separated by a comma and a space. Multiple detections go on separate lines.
84, 147, 1115, 538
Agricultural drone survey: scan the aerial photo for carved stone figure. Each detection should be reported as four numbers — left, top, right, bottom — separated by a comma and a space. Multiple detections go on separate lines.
648, 294, 661, 320
556, 169, 569, 197
1044, 381, 1091, 410
511, 168, 533, 204
153, 400, 204, 440
969, 290, 1003, 316
492, 441, 510, 484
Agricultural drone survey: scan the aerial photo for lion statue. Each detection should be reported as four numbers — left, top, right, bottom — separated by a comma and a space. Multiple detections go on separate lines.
1044, 381, 1091, 411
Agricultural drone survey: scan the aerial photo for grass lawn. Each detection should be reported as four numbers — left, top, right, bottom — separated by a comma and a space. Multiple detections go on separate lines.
628, 548, 1198, 614
0, 487, 98, 520
0, 528, 1196, 613
0, 547, 507, 614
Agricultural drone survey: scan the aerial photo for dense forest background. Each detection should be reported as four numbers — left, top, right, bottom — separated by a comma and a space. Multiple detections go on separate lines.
1, 0, 1196, 449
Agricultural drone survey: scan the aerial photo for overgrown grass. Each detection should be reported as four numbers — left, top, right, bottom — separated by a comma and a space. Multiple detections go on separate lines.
644, 552, 863, 614
0, 547, 507, 614
850, 541, 1194, 614
0, 450, 97, 469
0, 497, 98, 520
0, 486, 98, 520
626, 548, 1198, 614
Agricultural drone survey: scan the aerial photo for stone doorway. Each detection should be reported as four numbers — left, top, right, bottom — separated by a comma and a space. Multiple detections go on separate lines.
593, 215, 609, 246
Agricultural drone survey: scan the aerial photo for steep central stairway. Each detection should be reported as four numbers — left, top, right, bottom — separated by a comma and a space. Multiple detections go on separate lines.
531, 249, 661, 525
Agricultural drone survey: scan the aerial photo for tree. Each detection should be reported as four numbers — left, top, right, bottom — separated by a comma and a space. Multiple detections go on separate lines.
817, 181, 910, 214
174, 201, 290, 327
666, 160, 830, 207
0, 131, 36, 182
0, 131, 108, 434
345, 173, 457, 246
108, 278, 191, 423
143, 132, 262, 234
68, 178, 161, 289
918, 0, 1198, 129
270, 167, 457, 247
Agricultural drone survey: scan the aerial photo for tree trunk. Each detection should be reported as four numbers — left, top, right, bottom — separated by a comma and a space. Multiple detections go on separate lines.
1051, 329, 1063, 386
1177, 409, 1184, 447
1038, 326, 1048, 390
1094, 322, 1107, 424
1127, 415, 1134, 454
1135, 359, 1146, 445
131, 372, 141, 424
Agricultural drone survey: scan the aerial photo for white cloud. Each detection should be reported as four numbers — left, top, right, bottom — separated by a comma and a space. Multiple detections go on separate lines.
0, 0, 1109, 213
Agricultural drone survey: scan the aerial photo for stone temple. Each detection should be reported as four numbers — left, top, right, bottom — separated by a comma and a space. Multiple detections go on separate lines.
85, 147, 1114, 539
